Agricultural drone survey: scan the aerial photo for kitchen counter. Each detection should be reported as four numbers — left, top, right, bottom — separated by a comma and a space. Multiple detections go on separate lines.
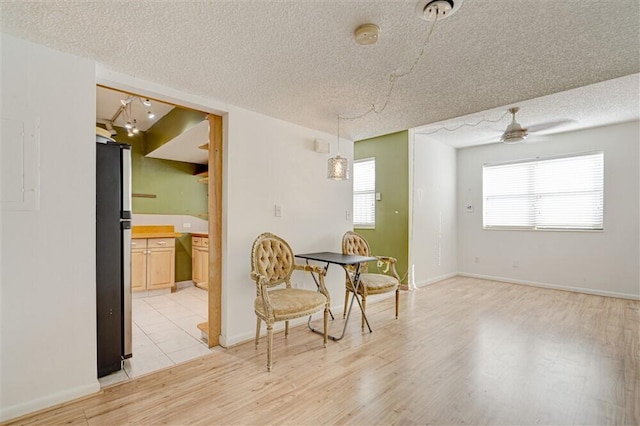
132, 232, 182, 238
132, 225, 181, 239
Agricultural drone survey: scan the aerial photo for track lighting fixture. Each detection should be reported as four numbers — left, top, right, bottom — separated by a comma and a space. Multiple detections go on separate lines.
109, 95, 156, 137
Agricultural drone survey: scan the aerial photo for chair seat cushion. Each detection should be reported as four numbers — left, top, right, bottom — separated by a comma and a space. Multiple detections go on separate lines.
349, 273, 398, 295
255, 288, 326, 321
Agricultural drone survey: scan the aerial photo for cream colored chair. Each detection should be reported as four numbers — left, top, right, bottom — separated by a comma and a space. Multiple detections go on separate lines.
342, 231, 400, 328
251, 232, 330, 371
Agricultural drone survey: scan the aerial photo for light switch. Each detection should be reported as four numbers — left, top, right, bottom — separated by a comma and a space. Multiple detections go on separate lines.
274, 204, 282, 217
376, 192, 381, 201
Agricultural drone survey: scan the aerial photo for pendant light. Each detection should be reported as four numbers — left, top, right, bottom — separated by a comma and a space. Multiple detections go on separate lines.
327, 115, 349, 180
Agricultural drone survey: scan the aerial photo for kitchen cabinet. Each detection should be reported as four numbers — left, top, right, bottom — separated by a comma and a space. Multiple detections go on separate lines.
192, 235, 209, 290
131, 237, 175, 292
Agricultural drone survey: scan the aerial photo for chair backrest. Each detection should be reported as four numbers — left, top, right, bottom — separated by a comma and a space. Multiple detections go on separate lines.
251, 232, 295, 287
342, 231, 370, 273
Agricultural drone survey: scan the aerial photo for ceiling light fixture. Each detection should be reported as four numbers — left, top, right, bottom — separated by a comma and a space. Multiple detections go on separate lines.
415, 0, 463, 21
327, 115, 349, 180
110, 95, 156, 137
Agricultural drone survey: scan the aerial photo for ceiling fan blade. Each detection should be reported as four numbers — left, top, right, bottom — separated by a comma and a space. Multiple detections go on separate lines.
527, 119, 575, 134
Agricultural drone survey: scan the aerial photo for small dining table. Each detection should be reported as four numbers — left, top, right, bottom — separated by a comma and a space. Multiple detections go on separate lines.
295, 251, 377, 341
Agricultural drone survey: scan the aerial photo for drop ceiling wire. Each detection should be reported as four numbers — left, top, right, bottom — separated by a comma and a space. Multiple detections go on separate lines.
419, 110, 510, 135
339, 10, 440, 123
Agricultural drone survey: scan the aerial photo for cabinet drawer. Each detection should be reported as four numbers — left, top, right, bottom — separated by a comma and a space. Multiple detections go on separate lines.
131, 239, 147, 249
193, 236, 209, 248
147, 238, 175, 248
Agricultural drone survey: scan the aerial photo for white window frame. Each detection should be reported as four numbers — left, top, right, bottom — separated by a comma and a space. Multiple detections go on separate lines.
353, 157, 376, 229
482, 151, 604, 231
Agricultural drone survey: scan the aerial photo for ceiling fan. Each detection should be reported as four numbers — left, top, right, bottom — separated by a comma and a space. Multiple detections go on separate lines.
498, 107, 573, 144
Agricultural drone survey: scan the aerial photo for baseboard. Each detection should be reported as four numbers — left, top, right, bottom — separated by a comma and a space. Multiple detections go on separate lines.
414, 272, 458, 289
175, 280, 193, 289
0, 381, 100, 423
457, 272, 640, 300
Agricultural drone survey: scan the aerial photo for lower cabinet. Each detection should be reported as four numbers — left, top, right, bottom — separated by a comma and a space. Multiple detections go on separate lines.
192, 235, 209, 290
132, 237, 176, 292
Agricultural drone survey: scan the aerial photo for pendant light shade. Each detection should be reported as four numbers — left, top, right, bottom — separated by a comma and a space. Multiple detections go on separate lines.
328, 155, 349, 180
327, 114, 349, 180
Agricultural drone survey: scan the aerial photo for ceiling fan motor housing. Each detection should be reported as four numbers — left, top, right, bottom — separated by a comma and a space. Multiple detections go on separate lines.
501, 107, 528, 143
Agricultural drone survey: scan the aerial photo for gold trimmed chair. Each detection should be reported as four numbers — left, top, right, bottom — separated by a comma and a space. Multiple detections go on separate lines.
341, 231, 400, 328
250, 232, 330, 371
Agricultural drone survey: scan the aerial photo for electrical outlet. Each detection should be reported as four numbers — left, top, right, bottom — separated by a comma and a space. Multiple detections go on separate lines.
183, 223, 192, 228
346, 210, 351, 221
513, 260, 519, 268
474, 256, 479, 263
274, 204, 282, 217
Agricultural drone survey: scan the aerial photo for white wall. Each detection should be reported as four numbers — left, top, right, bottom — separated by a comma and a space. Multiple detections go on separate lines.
409, 133, 458, 287
1, 33, 353, 421
1, 34, 99, 420
457, 121, 640, 299
223, 106, 353, 345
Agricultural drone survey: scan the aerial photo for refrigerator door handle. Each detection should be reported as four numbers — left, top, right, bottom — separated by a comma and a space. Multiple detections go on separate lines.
121, 147, 132, 215
122, 224, 132, 359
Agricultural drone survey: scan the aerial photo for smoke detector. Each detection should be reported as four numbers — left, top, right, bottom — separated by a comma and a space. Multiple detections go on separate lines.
415, 0, 464, 21
354, 24, 380, 45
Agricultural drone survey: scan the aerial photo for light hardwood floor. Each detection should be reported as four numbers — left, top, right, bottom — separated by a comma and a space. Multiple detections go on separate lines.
8, 277, 639, 425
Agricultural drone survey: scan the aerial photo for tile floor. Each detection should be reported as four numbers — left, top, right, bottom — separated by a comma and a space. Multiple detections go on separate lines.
98, 285, 220, 388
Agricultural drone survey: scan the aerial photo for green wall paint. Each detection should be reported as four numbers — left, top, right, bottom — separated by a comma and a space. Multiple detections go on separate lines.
145, 108, 207, 154
354, 131, 409, 282
111, 126, 207, 282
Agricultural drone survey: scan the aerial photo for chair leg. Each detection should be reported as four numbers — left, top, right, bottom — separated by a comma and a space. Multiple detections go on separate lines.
361, 296, 367, 330
343, 290, 350, 318
285, 320, 289, 337
255, 317, 261, 347
266, 323, 273, 372
323, 308, 328, 347
395, 289, 399, 319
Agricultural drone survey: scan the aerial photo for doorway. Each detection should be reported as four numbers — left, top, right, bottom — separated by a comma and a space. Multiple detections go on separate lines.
96, 85, 223, 385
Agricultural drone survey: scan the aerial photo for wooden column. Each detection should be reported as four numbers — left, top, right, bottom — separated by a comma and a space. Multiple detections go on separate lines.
207, 114, 223, 347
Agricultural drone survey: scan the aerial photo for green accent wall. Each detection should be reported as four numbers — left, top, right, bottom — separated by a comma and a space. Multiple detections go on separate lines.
110, 126, 207, 282
354, 131, 409, 282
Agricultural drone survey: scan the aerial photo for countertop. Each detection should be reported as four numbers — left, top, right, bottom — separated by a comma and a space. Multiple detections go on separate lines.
190, 232, 209, 238
131, 225, 181, 239
132, 232, 182, 239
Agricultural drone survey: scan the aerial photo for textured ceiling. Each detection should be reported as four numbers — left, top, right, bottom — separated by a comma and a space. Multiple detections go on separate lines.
1, 0, 639, 141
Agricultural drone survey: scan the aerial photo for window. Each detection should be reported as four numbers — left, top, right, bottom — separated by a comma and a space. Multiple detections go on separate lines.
483, 152, 604, 230
353, 158, 376, 228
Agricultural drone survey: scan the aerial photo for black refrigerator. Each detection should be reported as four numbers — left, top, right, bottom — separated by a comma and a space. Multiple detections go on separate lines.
96, 139, 133, 378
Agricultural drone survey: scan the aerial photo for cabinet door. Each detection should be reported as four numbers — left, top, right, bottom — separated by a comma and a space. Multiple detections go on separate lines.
131, 248, 147, 292
147, 247, 175, 290
200, 248, 209, 287
193, 246, 203, 284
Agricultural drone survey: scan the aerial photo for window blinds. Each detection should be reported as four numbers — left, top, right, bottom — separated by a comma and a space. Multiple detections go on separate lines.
353, 158, 376, 228
483, 152, 604, 230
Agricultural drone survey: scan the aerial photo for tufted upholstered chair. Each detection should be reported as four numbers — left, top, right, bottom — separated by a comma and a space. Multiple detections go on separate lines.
250, 232, 330, 371
342, 231, 400, 328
